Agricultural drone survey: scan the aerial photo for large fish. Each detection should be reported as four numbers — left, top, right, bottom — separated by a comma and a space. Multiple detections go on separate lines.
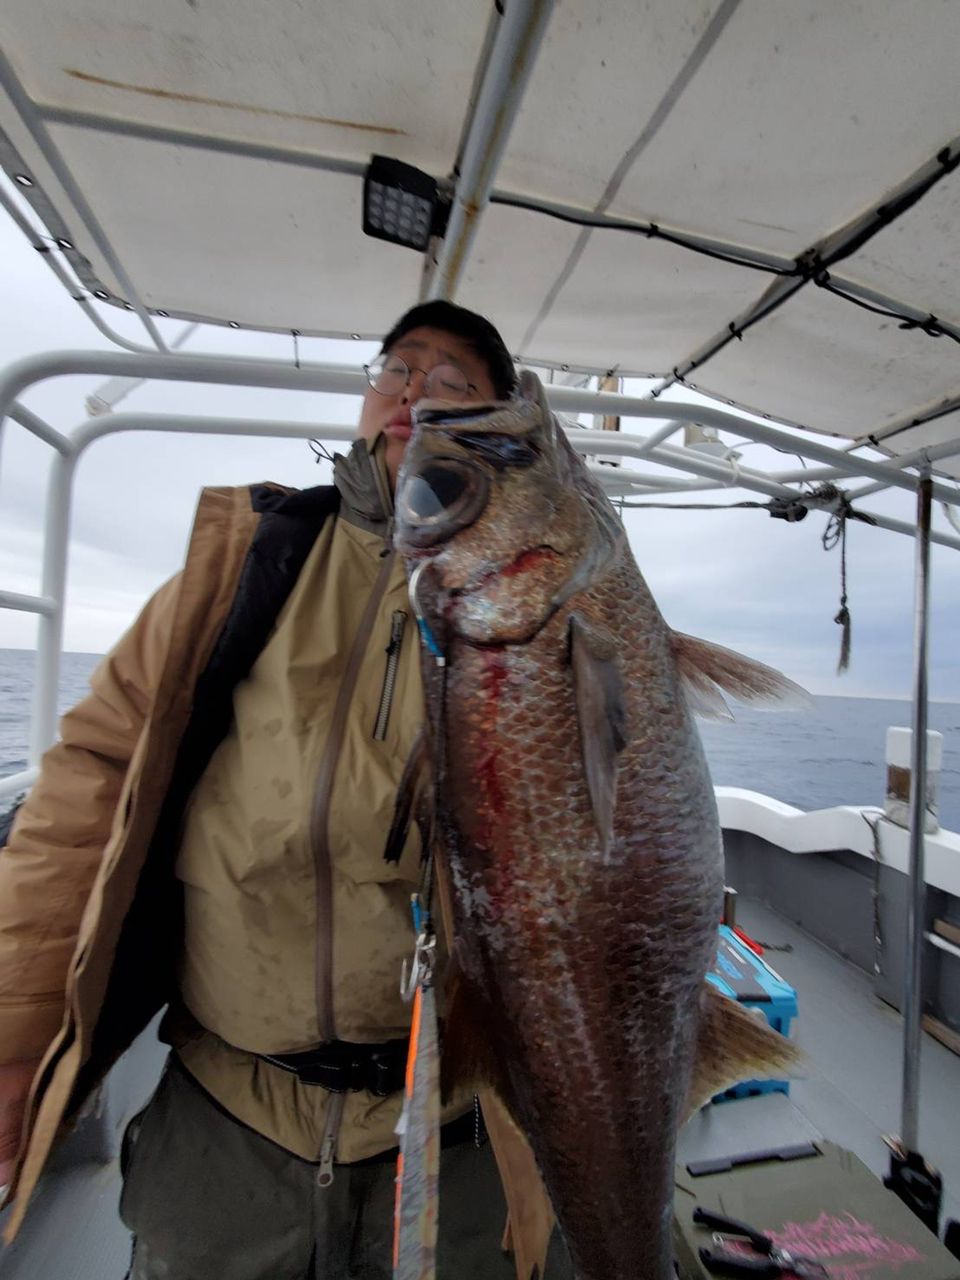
390, 371, 801, 1280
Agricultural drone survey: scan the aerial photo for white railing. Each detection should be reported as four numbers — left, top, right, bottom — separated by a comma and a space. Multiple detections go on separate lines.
1, 347, 958, 804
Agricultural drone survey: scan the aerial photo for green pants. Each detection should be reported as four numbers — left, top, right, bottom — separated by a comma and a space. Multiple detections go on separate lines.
120, 1057, 572, 1279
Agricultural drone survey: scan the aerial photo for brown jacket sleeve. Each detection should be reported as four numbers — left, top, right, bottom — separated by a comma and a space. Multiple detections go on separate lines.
0, 576, 181, 1064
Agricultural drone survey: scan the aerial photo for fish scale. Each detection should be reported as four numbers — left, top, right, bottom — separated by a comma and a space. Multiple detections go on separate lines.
441, 584, 720, 1280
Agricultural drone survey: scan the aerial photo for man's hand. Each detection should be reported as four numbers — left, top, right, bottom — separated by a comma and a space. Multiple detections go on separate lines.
0, 1059, 41, 1192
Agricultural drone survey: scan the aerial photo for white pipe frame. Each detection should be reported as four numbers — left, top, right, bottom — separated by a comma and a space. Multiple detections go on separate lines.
0, 350, 958, 804
425, 0, 556, 302
0, 47, 167, 352
900, 472, 932, 1156
0, 182, 158, 356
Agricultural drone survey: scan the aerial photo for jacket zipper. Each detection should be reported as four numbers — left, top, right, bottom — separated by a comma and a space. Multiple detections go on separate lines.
316, 1090, 346, 1188
310, 548, 397, 1042
372, 610, 407, 741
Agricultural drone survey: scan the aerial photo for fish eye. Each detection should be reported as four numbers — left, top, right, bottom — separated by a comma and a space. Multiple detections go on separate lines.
404, 464, 470, 519
397, 456, 491, 546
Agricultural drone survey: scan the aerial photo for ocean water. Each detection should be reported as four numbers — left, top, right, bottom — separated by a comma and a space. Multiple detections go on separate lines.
1, 647, 958, 831
698, 697, 960, 831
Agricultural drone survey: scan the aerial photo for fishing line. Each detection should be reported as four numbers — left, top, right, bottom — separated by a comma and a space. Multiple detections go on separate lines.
406, 559, 446, 932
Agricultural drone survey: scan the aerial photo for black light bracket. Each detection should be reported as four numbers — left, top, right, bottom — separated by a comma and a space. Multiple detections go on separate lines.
362, 155, 451, 252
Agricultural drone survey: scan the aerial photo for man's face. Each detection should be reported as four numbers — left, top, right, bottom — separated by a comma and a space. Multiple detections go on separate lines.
357, 325, 499, 487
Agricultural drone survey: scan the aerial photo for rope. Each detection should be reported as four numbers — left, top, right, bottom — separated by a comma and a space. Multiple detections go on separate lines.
621, 482, 877, 673
489, 192, 793, 277
820, 484, 878, 673
816, 281, 960, 348
860, 808, 887, 976
831, 514, 851, 672
309, 439, 336, 466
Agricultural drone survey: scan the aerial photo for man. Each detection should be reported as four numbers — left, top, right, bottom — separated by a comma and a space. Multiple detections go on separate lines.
0, 301, 568, 1279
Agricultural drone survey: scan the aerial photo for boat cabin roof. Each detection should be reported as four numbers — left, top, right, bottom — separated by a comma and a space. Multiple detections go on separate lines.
1, 1, 960, 479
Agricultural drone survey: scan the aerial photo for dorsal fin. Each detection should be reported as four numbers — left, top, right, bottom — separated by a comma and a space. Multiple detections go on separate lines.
671, 631, 811, 722
569, 613, 628, 856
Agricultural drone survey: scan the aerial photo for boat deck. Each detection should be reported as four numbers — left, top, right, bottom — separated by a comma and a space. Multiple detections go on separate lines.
1, 896, 958, 1276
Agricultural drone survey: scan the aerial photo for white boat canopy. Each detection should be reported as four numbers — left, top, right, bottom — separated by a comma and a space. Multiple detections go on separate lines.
1, 0, 959, 480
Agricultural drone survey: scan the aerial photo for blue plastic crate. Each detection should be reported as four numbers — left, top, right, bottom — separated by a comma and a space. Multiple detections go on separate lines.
706, 924, 797, 1102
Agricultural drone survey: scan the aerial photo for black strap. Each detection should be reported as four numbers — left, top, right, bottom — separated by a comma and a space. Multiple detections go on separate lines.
259, 1038, 408, 1096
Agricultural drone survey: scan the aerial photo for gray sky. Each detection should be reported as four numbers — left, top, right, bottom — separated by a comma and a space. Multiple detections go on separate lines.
1, 206, 958, 702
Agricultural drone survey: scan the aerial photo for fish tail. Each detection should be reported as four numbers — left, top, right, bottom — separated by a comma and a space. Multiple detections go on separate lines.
685, 982, 804, 1116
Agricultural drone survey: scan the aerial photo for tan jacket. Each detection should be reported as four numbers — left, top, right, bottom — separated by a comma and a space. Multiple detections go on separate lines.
0, 474, 553, 1276
173, 505, 473, 1166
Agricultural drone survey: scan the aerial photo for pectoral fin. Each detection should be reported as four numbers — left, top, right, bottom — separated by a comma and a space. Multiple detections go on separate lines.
671, 630, 811, 722
569, 614, 628, 856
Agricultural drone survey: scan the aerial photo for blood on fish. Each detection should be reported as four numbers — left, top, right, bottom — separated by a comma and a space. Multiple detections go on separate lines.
476, 651, 508, 820
501, 546, 556, 577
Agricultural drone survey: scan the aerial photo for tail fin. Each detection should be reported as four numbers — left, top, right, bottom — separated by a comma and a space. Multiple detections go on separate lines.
686, 982, 804, 1116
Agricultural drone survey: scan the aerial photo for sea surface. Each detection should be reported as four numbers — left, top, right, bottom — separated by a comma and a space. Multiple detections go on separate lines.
1, 647, 958, 831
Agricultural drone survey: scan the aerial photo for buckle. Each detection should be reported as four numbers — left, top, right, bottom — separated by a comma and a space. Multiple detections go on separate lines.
259, 1040, 407, 1095
296, 1058, 352, 1091
366, 1050, 403, 1098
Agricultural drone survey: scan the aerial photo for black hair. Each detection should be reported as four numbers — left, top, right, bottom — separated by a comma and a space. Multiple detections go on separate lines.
379, 300, 517, 399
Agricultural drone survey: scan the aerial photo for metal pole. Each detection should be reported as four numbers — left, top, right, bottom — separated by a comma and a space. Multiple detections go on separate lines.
0, 46, 168, 352
900, 470, 932, 1154
38, 104, 368, 178
86, 323, 200, 415
28, 450, 76, 762
548, 386, 960, 508
427, 0, 555, 300
0, 182, 157, 355
0, 350, 366, 428
0, 591, 56, 615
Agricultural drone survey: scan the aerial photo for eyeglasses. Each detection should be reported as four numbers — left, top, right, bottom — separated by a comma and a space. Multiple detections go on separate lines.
363, 354, 476, 402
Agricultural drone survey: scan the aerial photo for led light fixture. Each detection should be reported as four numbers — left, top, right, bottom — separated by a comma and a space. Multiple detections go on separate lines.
362, 155, 449, 252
